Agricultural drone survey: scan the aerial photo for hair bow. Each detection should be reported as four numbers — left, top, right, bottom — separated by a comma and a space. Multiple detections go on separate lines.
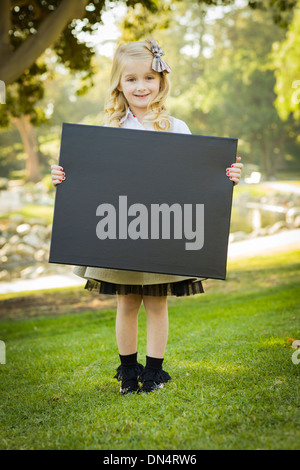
145, 38, 171, 73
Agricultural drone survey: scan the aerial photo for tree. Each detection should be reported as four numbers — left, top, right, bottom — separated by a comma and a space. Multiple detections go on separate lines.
118, 0, 299, 177
0, 1, 297, 87
0, 0, 102, 86
0, 0, 297, 181
0, 0, 158, 181
248, 0, 297, 28
175, 5, 297, 177
0, 0, 101, 181
272, 1, 300, 121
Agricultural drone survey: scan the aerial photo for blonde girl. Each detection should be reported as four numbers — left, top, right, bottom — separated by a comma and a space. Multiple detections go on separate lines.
51, 38, 243, 394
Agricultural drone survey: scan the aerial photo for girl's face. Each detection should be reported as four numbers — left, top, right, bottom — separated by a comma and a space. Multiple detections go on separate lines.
118, 59, 161, 116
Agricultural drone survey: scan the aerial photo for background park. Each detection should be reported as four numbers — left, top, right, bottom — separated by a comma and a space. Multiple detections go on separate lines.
0, 0, 299, 450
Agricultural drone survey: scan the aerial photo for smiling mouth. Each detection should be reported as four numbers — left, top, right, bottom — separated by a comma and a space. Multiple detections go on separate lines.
134, 93, 150, 97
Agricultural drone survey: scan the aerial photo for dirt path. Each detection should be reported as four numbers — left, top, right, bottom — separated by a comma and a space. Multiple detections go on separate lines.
228, 228, 300, 260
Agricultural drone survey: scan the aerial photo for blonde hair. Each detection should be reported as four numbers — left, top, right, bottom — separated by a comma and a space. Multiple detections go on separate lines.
104, 40, 171, 131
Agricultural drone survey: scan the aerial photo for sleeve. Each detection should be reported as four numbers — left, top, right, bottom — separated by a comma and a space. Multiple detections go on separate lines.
171, 117, 192, 135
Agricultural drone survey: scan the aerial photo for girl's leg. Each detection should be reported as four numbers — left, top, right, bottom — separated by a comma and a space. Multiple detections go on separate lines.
116, 293, 143, 355
142, 295, 169, 358
139, 295, 171, 392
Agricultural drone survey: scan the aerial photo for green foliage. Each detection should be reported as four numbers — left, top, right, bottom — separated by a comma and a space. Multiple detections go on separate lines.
0, 62, 47, 127
119, 2, 171, 42
1, 0, 297, 123
153, 1, 300, 176
41, 173, 55, 192
1, 204, 54, 224
272, 2, 300, 121
1, 0, 299, 179
248, 0, 297, 28
1, 0, 163, 127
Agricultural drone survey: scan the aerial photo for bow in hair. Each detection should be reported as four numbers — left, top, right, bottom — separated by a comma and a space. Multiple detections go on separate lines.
145, 38, 171, 73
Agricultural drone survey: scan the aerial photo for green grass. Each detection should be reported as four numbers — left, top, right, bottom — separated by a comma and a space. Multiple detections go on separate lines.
0, 204, 54, 224
0, 252, 299, 450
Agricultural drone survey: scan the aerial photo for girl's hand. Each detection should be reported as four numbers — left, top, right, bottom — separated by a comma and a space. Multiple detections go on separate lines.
51, 164, 66, 187
226, 156, 243, 185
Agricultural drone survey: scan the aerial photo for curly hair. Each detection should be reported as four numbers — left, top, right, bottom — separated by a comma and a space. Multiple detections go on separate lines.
104, 40, 171, 132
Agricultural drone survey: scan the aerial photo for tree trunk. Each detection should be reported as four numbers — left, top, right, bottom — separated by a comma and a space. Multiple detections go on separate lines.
0, 0, 13, 62
12, 115, 41, 182
260, 140, 274, 179
0, 0, 90, 85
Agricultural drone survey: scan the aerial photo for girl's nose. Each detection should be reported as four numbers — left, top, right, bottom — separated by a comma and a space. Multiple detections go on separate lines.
136, 81, 146, 91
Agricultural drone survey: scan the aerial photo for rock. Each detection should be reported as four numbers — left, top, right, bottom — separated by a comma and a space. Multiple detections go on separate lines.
0, 243, 14, 256
267, 221, 289, 235
8, 254, 23, 264
42, 242, 50, 251
9, 214, 24, 224
0, 177, 8, 190
22, 233, 42, 248
9, 234, 21, 245
293, 215, 300, 228
31, 224, 48, 240
35, 265, 47, 276
286, 208, 300, 224
0, 269, 10, 281
20, 266, 37, 279
247, 228, 268, 238
20, 264, 47, 279
15, 243, 35, 257
0, 236, 7, 248
229, 231, 248, 243
34, 249, 47, 261
28, 217, 48, 227
16, 223, 31, 236
45, 226, 52, 238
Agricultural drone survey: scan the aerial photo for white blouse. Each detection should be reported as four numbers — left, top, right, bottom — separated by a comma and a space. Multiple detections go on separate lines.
120, 108, 192, 134
73, 110, 201, 286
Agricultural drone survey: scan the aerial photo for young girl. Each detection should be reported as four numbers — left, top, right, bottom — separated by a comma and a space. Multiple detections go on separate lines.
51, 39, 243, 395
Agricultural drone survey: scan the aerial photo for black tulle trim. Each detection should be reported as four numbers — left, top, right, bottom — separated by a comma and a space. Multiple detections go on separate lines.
140, 367, 171, 384
84, 278, 204, 297
114, 363, 144, 383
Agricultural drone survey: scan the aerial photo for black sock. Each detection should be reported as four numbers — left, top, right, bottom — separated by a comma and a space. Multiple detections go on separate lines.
146, 355, 164, 370
119, 352, 138, 367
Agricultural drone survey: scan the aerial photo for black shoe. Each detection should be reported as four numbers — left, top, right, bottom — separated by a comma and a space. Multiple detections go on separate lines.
139, 366, 171, 393
114, 363, 144, 395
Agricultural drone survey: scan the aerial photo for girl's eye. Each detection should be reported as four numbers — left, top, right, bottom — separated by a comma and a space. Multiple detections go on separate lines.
147, 76, 154, 80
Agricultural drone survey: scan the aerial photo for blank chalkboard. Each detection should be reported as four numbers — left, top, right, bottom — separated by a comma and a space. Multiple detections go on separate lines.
49, 123, 237, 280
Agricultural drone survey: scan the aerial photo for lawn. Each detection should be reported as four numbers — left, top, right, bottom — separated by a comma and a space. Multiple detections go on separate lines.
0, 251, 299, 450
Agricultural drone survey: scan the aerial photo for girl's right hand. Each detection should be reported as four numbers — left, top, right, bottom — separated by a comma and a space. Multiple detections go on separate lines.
51, 164, 66, 187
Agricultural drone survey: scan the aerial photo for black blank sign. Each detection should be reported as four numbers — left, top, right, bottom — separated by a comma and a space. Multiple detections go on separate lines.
49, 123, 237, 280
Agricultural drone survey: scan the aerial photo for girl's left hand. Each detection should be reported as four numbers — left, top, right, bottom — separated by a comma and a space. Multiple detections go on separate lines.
226, 156, 243, 185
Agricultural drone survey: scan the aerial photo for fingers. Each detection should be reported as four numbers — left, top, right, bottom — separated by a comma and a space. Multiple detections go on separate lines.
232, 162, 243, 169
51, 164, 66, 187
227, 169, 242, 184
226, 156, 243, 185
